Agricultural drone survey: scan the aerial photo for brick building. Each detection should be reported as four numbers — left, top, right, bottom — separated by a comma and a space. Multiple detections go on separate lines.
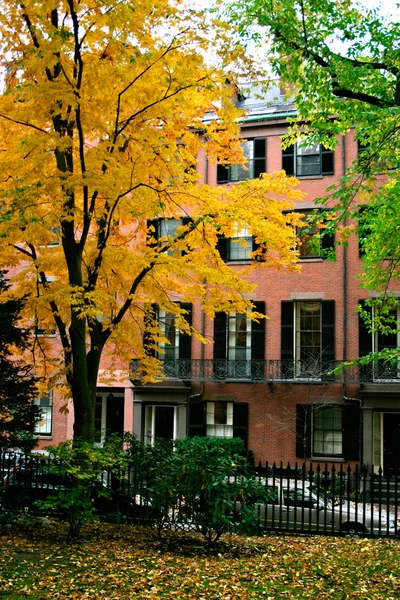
35, 83, 400, 473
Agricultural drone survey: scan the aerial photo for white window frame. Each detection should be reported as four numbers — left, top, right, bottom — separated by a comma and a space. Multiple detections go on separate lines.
206, 401, 233, 438
35, 276, 57, 337
228, 226, 253, 261
94, 392, 124, 446
34, 392, 53, 436
312, 405, 343, 457
159, 219, 183, 255
295, 301, 322, 378
144, 405, 178, 446
158, 309, 179, 360
296, 142, 322, 177
372, 306, 400, 381
227, 313, 252, 379
296, 210, 320, 258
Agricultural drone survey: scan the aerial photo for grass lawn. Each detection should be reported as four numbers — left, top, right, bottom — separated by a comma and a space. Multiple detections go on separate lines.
0, 521, 399, 599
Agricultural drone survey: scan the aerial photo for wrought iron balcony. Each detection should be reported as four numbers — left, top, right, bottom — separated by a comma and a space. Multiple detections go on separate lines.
130, 358, 400, 384
129, 358, 398, 384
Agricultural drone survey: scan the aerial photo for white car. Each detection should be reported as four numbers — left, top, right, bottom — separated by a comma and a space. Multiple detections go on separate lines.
252, 479, 398, 536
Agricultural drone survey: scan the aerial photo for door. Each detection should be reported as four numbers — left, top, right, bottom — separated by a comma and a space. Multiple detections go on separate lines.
154, 406, 175, 440
383, 413, 400, 474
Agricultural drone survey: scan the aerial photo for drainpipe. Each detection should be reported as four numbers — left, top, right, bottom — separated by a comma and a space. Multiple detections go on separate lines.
341, 134, 362, 464
342, 134, 348, 378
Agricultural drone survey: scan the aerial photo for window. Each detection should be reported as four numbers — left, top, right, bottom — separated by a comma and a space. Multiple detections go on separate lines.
217, 138, 266, 183
295, 210, 335, 258
228, 227, 253, 261
282, 143, 334, 177
188, 401, 248, 446
206, 401, 233, 437
358, 300, 400, 380
145, 405, 177, 445
143, 303, 192, 377
296, 403, 360, 460
214, 302, 266, 380
228, 314, 251, 361
35, 276, 56, 337
216, 228, 261, 262
296, 301, 322, 376
34, 393, 52, 436
159, 219, 183, 256
357, 206, 372, 257
313, 406, 343, 456
146, 217, 192, 255
158, 309, 179, 360
94, 392, 124, 445
227, 313, 252, 377
281, 300, 335, 379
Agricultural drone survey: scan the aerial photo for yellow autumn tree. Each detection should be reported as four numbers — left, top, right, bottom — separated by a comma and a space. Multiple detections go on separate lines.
0, 0, 303, 442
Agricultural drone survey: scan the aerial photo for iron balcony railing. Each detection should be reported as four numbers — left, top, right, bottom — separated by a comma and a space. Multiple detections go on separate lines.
130, 359, 400, 384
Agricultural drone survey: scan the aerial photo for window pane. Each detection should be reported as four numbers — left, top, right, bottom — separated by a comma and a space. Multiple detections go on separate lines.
159, 310, 179, 359
206, 402, 233, 437
296, 144, 320, 176
159, 219, 183, 255
34, 394, 52, 435
229, 227, 252, 260
297, 210, 320, 257
296, 302, 322, 371
297, 155, 321, 176
228, 314, 251, 360
297, 143, 320, 156
313, 406, 343, 456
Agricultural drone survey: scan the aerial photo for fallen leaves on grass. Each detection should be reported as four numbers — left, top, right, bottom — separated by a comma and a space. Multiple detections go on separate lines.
0, 522, 399, 599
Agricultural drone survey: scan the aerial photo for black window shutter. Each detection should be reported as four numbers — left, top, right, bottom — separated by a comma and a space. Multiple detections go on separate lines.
282, 145, 295, 176
180, 217, 192, 256
358, 299, 373, 381
358, 207, 372, 257
252, 236, 267, 261
182, 217, 192, 228
253, 138, 266, 178
281, 301, 294, 360
321, 147, 334, 175
143, 303, 157, 357
179, 303, 192, 360
358, 300, 373, 357
321, 300, 335, 364
233, 403, 249, 449
213, 312, 227, 359
296, 404, 312, 459
146, 219, 159, 248
342, 404, 360, 461
217, 164, 229, 184
188, 402, 206, 437
321, 212, 335, 254
251, 301, 266, 360
216, 235, 229, 261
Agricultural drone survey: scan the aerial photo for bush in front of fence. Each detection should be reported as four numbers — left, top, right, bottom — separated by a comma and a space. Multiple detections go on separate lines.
144, 437, 270, 546
33, 436, 128, 537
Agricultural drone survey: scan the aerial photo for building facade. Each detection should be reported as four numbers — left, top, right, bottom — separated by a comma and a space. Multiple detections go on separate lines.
35, 84, 400, 473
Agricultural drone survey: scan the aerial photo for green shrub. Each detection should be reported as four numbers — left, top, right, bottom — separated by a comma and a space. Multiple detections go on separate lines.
146, 436, 269, 546
34, 437, 127, 537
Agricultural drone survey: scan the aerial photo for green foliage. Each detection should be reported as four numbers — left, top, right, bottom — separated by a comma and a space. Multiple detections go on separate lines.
17, 436, 268, 544
144, 437, 269, 546
0, 271, 39, 451
34, 437, 127, 538
230, 0, 400, 365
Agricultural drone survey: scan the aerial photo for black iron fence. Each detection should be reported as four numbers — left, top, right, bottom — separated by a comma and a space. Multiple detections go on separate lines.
1, 452, 399, 538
